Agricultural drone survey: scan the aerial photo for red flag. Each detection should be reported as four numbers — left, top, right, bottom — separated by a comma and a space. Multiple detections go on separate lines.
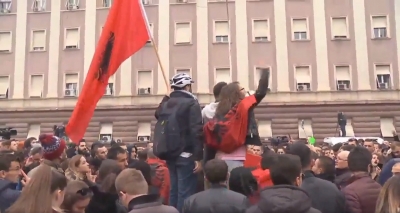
66, 0, 150, 143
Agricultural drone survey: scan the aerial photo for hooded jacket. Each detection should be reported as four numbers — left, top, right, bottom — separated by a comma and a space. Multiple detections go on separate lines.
0, 179, 20, 213
246, 185, 321, 213
378, 158, 400, 185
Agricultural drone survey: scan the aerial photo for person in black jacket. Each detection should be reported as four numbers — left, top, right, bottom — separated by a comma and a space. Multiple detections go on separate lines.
154, 73, 203, 213
183, 159, 249, 213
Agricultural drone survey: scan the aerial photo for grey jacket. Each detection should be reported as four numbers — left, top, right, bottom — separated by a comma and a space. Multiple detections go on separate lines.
127, 194, 178, 213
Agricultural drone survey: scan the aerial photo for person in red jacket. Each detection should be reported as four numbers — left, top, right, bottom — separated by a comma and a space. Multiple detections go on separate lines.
146, 148, 170, 205
251, 151, 276, 189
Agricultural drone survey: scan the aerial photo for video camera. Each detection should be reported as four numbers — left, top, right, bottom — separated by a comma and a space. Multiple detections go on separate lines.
0, 127, 17, 140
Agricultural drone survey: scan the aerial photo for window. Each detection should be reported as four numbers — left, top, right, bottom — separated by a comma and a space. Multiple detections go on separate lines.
146, 23, 153, 44
27, 124, 41, 139
0, 76, 9, 99
175, 22, 191, 44
254, 67, 271, 89
137, 70, 152, 95
258, 120, 272, 138
375, 65, 391, 89
31, 30, 46, 51
104, 76, 114, 96
64, 73, 78, 97
252, 19, 269, 42
331, 17, 348, 39
292, 19, 308, 40
0, 0, 12, 13
0, 31, 12, 52
99, 123, 113, 142
65, 0, 79, 10
335, 66, 351, 90
64, 28, 80, 49
214, 21, 229, 43
215, 68, 231, 83
176, 68, 190, 75
298, 119, 313, 139
372, 16, 388, 38
32, 0, 46, 11
295, 66, 311, 91
138, 122, 151, 142
29, 75, 44, 97
142, 0, 152, 5
102, 0, 112, 7
380, 118, 395, 137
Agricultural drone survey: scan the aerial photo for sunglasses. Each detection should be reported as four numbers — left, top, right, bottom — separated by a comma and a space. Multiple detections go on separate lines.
76, 188, 93, 197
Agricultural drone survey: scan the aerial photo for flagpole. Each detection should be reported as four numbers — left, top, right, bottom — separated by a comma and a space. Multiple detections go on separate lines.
225, 0, 233, 74
150, 37, 169, 90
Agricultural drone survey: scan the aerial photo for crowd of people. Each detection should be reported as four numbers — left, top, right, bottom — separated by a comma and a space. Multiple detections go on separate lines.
0, 71, 399, 213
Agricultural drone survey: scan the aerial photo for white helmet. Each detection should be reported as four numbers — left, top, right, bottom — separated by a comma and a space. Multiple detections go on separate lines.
170, 73, 194, 88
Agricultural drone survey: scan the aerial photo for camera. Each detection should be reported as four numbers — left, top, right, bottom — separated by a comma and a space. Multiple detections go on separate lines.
0, 127, 17, 140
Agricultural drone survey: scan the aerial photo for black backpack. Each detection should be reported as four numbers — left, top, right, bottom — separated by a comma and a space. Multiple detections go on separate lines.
153, 101, 185, 160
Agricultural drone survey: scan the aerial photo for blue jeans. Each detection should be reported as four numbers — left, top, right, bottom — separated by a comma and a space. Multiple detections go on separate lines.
166, 156, 198, 213
224, 160, 244, 172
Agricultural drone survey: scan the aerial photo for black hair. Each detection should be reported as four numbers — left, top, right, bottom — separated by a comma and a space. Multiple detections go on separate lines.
24, 137, 37, 149
204, 159, 228, 184
213, 82, 228, 101
90, 142, 105, 158
270, 154, 302, 185
285, 142, 311, 169
348, 146, 372, 172
0, 153, 19, 172
332, 143, 343, 152
316, 156, 335, 180
229, 167, 258, 196
106, 146, 126, 160
340, 144, 354, 152
260, 152, 277, 170
128, 160, 152, 186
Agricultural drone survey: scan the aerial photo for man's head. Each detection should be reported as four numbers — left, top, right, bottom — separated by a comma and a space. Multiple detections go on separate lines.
213, 82, 227, 102
77, 139, 88, 155
363, 139, 375, 153
147, 148, 157, 159
0, 153, 21, 183
285, 142, 312, 170
29, 146, 43, 163
260, 152, 277, 170
114, 142, 127, 152
336, 150, 349, 169
373, 142, 382, 153
107, 146, 128, 170
137, 149, 148, 161
170, 73, 194, 92
348, 138, 358, 146
204, 159, 229, 184
312, 156, 335, 176
270, 154, 302, 186
339, 144, 354, 152
348, 146, 372, 173
115, 168, 148, 207
390, 141, 400, 158
332, 143, 343, 155
252, 146, 263, 156
0, 140, 11, 151
391, 162, 400, 176
93, 144, 107, 160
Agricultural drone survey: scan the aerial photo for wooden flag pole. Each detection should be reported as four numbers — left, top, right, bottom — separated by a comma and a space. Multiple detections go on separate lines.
150, 36, 170, 92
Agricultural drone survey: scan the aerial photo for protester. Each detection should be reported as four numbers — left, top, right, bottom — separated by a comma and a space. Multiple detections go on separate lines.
65, 155, 93, 182
107, 146, 128, 170
251, 152, 275, 189
343, 146, 381, 213
0, 153, 21, 212
370, 153, 382, 181
312, 156, 336, 183
115, 168, 178, 213
137, 149, 148, 162
28, 134, 66, 177
91, 142, 108, 160
286, 142, 345, 213
127, 145, 138, 164
335, 150, 352, 189
61, 180, 93, 213
6, 164, 67, 213
183, 159, 249, 213
146, 148, 170, 204
86, 159, 125, 213
154, 73, 203, 212
229, 166, 259, 204
375, 175, 400, 213
246, 154, 321, 213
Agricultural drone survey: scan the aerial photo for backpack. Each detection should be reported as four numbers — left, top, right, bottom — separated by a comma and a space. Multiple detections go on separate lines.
203, 95, 258, 153
153, 101, 185, 160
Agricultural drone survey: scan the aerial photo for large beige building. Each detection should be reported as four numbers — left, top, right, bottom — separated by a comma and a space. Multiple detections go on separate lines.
0, 0, 400, 143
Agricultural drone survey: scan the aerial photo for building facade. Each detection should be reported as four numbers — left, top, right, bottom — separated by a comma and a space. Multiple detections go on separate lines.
0, 0, 400, 143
